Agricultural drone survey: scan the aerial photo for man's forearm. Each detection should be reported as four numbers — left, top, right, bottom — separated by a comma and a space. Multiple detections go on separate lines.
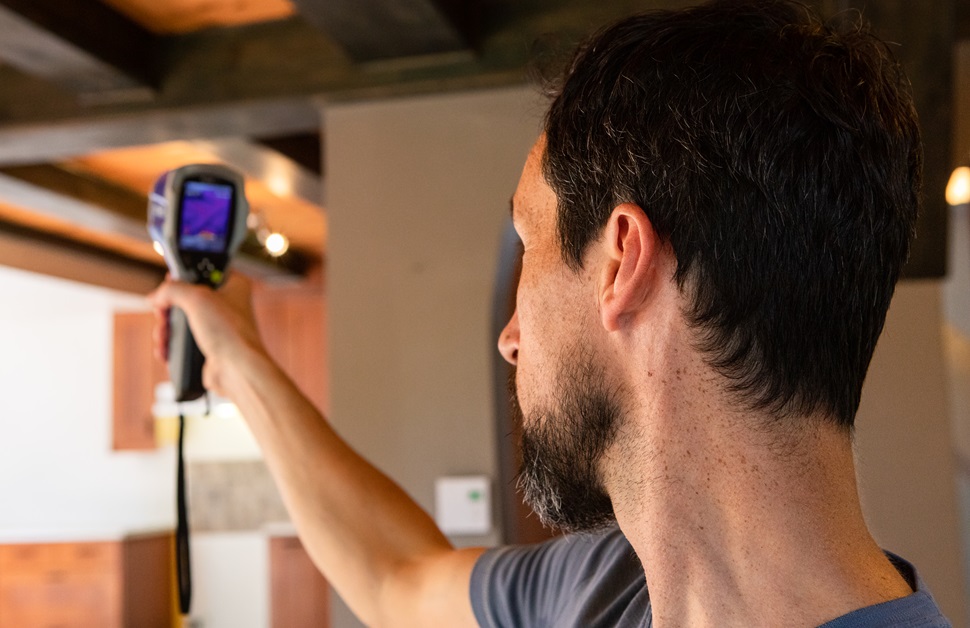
150, 277, 480, 625
218, 343, 463, 625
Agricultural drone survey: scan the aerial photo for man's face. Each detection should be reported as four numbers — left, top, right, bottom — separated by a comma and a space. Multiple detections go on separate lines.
499, 137, 623, 532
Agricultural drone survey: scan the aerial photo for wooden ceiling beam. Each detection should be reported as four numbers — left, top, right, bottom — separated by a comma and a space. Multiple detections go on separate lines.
41, 136, 324, 215
0, 97, 322, 166
0, 0, 158, 102
957, 0, 970, 40
0, 2, 745, 163
256, 133, 323, 177
0, 15, 530, 163
291, 0, 478, 62
0, 167, 149, 242
1, 164, 147, 222
194, 138, 325, 208
0, 219, 165, 295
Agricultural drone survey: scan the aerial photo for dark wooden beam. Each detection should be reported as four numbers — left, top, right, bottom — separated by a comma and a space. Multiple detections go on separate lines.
0, 1, 828, 162
0, 0, 158, 101
954, 41, 970, 167
256, 133, 323, 177
0, 3, 600, 161
0, 166, 149, 241
0, 16, 522, 163
2, 160, 321, 232
291, 0, 477, 62
1, 164, 147, 222
0, 218, 165, 294
195, 138, 325, 208
0, 97, 322, 166
957, 0, 970, 40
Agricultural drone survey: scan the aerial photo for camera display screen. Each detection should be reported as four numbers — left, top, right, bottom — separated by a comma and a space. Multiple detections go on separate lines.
179, 180, 234, 253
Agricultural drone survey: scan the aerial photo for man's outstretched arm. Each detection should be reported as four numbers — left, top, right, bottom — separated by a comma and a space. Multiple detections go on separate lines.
151, 276, 483, 628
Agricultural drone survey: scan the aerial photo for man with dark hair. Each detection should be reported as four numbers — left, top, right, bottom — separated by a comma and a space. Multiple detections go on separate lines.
153, 0, 950, 625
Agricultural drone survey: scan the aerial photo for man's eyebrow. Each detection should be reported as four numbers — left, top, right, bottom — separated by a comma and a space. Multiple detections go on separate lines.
509, 197, 515, 221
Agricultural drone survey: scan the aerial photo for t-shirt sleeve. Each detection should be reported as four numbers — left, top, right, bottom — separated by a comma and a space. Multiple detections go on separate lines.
470, 538, 569, 627
469, 527, 645, 628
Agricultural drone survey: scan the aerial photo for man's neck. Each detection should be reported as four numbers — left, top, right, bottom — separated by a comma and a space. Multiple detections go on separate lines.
604, 374, 912, 628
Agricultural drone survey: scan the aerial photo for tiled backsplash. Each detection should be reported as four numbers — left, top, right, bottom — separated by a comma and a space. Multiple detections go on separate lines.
187, 461, 289, 531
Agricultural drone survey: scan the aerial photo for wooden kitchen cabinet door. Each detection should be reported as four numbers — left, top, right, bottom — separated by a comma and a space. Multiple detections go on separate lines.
0, 583, 94, 627
0, 536, 171, 628
113, 311, 167, 450
270, 535, 330, 628
252, 283, 328, 414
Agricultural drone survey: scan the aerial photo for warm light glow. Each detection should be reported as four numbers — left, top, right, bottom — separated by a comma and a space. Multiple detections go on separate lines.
265, 232, 289, 257
152, 240, 165, 257
946, 166, 970, 205
267, 173, 291, 197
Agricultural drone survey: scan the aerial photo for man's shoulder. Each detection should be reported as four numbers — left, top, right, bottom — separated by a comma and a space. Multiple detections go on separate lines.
470, 525, 649, 628
475, 524, 641, 585
819, 553, 951, 628
471, 533, 952, 628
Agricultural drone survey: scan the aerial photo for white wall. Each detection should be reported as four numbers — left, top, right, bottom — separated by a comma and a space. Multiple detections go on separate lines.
191, 532, 269, 628
0, 263, 280, 628
324, 86, 543, 628
945, 200, 970, 623
944, 204, 970, 339
0, 266, 174, 533
855, 281, 967, 626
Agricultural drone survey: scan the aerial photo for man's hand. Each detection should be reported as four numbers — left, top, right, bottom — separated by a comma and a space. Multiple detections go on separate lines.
150, 273, 265, 397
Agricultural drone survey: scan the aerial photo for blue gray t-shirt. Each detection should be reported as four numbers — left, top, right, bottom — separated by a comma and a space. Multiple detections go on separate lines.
470, 526, 950, 627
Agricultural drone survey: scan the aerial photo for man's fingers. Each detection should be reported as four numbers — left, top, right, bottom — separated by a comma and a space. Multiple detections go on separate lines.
152, 304, 170, 362
150, 278, 201, 313
149, 279, 202, 362
148, 272, 261, 377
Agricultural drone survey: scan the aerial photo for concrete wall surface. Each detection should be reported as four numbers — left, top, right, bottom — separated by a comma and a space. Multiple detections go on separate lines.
324, 85, 543, 628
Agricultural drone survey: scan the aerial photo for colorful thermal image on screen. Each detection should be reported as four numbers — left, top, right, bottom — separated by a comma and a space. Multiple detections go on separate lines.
179, 181, 233, 253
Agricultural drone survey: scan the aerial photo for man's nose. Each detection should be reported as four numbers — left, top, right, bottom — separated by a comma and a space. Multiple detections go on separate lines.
498, 308, 519, 365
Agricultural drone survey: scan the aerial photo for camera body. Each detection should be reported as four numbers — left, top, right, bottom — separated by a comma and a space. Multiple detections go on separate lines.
148, 164, 249, 401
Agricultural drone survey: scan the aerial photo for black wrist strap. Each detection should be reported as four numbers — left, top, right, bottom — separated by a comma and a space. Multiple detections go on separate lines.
176, 411, 192, 615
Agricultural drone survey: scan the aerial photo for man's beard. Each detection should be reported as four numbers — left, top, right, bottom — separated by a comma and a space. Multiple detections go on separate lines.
512, 346, 623, 533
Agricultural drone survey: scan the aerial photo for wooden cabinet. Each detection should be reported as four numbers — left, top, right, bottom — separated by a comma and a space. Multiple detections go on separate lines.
113, 311, 168, 450
0, 534, 173, 628
252, 282, 328, 414
269, 535, 329, 628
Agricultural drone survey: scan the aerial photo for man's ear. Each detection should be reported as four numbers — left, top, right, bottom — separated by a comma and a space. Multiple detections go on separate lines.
599, 203, 662, 332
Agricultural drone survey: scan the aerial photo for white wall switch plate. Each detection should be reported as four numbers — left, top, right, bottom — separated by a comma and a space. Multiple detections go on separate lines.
434, 475, 491, 536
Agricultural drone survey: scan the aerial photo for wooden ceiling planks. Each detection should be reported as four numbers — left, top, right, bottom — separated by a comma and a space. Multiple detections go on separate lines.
99, 0, 296, 34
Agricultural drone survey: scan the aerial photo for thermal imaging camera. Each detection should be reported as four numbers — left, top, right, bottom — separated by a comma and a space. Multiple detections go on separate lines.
148, 164, 249, 402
